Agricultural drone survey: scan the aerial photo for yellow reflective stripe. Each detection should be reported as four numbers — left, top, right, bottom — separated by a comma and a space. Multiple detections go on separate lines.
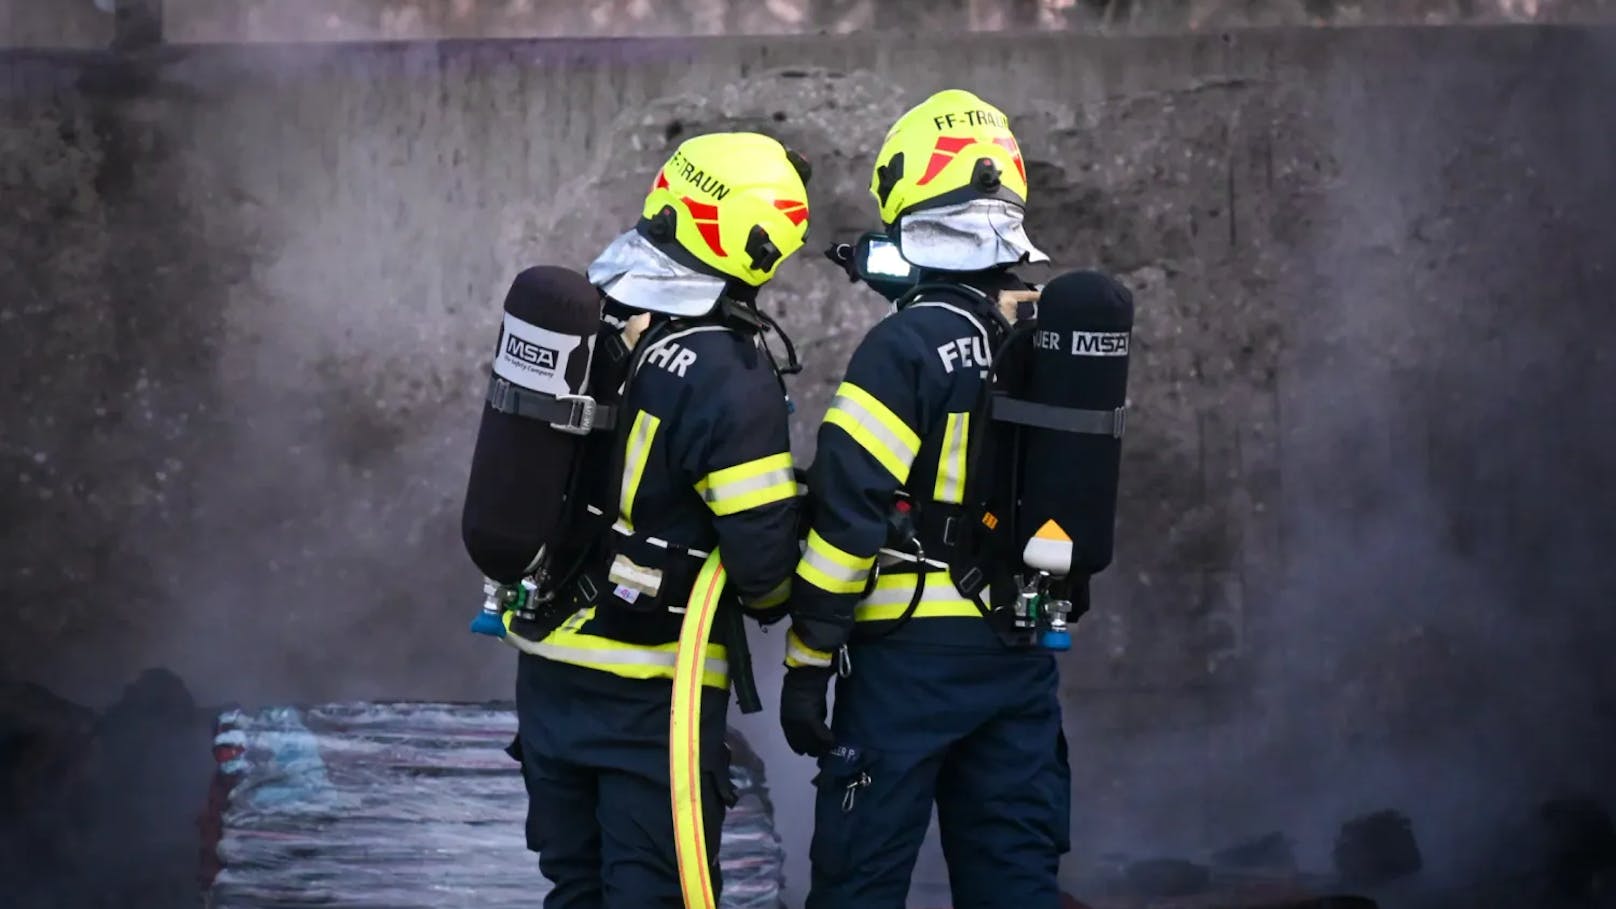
784, 628, 833, 669
695, 452, 796, 516
746, 576, 791, 611
620, 410, 661, 529
538, 625, 728, 689
796, 529, 874, 594
671, 552, 728, 909
823, 382, 920, 482
854, 572, 983, 622
933, 411, 970, 504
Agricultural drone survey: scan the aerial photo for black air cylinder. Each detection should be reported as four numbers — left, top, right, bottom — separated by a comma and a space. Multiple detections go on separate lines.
460, 266, 602, 584
1015, 270, 1134, 576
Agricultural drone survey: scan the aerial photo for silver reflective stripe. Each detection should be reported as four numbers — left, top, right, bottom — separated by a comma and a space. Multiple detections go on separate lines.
800, 542, 869, 587
934, 411, 969, 504
747, 577, 791, 610
877, 548, 949, 570
702, 467, 796, 507
828, 392, 919, 471
910, 300, 993, 350
609, 519, 712, 559
637, 325, 729, 366
532, 641, 728, 679
785, 635, 832, 669
862, 580, 965, 609
620, 411, 658, 520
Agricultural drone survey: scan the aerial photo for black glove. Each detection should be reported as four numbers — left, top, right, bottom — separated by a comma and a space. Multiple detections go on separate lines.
823, 242, 859, 283
779, 666, 835, 757
742, 601, 790, 627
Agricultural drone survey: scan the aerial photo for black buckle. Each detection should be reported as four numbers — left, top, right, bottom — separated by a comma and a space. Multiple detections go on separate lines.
488, 376, 517, 413
942, 516, 959, 548
576, 574, 599, 603
551, 394, 598, 436
956, 566, 985, 597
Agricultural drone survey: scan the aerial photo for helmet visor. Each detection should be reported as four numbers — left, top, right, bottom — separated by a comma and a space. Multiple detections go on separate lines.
586, 229, 729, 317
894, 199, 1049, 272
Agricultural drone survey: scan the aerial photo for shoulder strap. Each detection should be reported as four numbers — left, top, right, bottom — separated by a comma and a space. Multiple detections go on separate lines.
593, 317, 685, 524
541, 317, 683, 597
576, 312, 763, 546
894, 281, 1011, 343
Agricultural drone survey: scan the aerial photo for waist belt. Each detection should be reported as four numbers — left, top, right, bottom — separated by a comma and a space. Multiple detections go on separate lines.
854, 572, 984, 624
877, 547, 949, 571
582, 507, 714, 559
536, 612, 729, 689
610, 517, 712, 559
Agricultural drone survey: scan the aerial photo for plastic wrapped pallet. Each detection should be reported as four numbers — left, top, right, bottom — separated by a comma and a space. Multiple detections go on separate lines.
200, 701, 786, 909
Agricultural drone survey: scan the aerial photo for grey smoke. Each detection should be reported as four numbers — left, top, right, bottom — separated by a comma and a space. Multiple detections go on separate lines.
5, 23, 1616, 909
1062, 26, 1616, 896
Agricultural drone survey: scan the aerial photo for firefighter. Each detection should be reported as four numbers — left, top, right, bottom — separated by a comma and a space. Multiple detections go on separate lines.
779, 91, 1073, 907
510, 132, 809, 909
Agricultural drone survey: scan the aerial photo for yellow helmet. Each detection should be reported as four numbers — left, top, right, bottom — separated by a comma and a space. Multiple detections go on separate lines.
869, 89, 1028, 228
638, 132, 811, 288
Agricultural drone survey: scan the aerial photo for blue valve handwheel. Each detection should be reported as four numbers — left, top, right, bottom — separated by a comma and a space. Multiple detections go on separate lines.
470, 611, 507, 638
1039, 629, 1071, 651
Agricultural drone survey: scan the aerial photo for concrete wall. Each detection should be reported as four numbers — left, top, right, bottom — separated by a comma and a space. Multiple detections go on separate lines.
4, 27, 1615, 899
0, 1, 112, 47
145, 0, 1616, 42
9, 0, 1616, 48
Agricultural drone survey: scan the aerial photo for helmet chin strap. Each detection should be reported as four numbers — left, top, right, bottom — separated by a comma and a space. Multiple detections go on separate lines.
716, 297, 801, 377
755, 309, 802, 376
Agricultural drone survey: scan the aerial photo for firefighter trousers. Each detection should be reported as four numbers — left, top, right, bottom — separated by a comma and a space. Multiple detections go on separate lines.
513, 653, 734, 909
805, 637, 1071, 909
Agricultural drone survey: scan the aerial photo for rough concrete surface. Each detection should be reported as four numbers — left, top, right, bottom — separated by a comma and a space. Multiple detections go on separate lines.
0, 1, 113, 49
8, 0, 1616, 48
147, 0, 1616, 44
3, 26, 1615, 906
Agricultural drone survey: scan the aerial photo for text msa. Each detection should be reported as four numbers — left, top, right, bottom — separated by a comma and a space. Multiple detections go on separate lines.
1034, 330, 1130, 357
506, 334, 559, 371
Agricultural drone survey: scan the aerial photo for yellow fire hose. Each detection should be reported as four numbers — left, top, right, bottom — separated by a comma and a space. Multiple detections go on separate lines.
494, 550, 727, 908
670, 550, 727, 909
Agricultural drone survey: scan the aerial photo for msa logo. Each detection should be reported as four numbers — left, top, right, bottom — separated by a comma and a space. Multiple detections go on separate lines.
505, 334, 559, 371
1070, 331, 1129, 357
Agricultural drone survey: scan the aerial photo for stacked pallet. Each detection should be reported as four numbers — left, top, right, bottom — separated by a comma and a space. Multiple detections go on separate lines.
201, 701, 784, 908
